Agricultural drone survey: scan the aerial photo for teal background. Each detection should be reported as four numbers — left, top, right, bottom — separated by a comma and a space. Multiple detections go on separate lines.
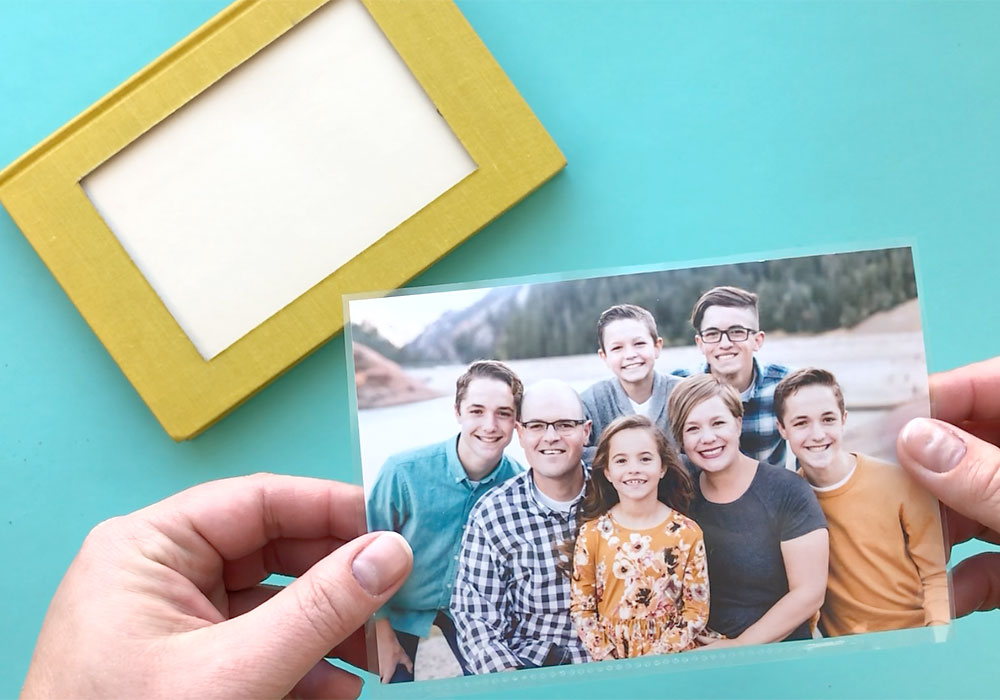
2, 0, 998, 697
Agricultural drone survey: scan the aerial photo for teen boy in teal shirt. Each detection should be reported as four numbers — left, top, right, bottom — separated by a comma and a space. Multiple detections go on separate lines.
367, 360, 523, 683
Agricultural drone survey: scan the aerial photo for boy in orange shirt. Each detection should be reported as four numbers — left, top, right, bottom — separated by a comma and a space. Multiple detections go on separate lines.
773, 368, 950, 636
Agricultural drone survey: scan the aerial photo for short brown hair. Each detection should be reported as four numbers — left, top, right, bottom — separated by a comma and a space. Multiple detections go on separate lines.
597, 304, 658, 351
690, 286, 759, 332
455, 360, 523, 416
667, 374, 743, 448
773, 367, 845, 424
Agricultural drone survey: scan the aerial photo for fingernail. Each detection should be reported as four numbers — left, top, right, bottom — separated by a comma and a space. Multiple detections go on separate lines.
902, 418, 967, 473
352, 532, 411, 596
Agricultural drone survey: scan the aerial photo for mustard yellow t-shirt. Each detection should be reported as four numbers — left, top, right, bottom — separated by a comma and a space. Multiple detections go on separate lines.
812, 454, 949, 636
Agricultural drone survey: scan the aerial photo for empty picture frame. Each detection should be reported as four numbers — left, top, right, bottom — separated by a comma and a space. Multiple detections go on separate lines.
0, 0, 565, 440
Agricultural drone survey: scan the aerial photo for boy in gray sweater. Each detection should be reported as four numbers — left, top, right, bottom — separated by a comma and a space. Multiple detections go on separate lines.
580, 304, 680, 464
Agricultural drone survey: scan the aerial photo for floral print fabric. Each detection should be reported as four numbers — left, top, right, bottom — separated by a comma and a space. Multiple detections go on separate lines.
570, 510, 709, 659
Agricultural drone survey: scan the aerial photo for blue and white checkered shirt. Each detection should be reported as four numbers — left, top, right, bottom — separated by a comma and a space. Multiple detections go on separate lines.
449, 470, 590, 673
673, 358, 790, 466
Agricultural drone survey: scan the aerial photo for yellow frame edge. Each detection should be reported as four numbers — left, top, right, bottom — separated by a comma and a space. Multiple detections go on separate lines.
0, 0, 565, 440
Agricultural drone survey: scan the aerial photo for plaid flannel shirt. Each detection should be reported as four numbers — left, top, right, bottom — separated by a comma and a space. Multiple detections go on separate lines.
449, 470, 590, 673
673, 358, 790, 466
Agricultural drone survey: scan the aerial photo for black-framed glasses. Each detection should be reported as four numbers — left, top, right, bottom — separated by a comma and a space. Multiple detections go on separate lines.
698, 326, 758, 344
519, 419, 587, 435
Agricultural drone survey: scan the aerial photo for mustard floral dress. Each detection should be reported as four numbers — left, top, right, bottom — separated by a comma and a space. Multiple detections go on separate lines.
570, 510, 709, 659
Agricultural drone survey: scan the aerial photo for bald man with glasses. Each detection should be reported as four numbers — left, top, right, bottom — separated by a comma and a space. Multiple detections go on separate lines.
450, 379, 593, 673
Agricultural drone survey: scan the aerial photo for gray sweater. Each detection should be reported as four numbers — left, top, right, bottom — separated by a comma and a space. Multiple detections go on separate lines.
580, 371, 682, 465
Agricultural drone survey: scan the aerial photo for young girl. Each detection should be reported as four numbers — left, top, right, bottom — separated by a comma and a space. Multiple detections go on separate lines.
569, 415, 709, 660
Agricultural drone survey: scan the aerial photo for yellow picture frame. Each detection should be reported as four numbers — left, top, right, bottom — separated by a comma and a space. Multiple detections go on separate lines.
0, 0, 564, 440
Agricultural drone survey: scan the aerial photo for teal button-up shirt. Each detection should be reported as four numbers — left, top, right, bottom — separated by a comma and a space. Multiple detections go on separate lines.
366, 434, 522, 637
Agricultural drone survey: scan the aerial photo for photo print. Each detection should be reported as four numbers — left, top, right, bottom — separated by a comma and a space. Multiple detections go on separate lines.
345, 245, 950, 684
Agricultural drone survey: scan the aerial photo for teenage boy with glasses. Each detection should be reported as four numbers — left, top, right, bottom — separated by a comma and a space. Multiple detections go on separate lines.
674, 286, 791, 466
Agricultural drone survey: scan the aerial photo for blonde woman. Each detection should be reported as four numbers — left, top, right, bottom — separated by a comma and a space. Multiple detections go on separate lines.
668, 374, 828, 647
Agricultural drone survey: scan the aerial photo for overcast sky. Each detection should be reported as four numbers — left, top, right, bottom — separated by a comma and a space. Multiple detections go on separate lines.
347, 287, 492, 347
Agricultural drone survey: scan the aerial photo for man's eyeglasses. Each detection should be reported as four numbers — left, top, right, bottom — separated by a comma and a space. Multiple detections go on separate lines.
698, 326, 758, 344
519, 419, 587, 435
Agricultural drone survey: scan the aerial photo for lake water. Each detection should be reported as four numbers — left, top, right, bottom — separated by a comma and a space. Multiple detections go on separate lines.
356, 331, 929, 495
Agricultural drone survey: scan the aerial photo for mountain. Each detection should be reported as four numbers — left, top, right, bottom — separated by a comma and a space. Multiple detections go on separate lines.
352, 342, 442, 408
349, 320, 408, 363
402, 285, 524, 365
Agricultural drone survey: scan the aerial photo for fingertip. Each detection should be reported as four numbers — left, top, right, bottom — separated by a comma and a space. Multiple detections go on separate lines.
898, 418, 968, 475
899, 418, 1000, 536
217, 532, 410, 695
351, 532, 412, 597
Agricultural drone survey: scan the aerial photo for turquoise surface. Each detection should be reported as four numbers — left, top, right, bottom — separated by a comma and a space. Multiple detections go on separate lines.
2, 1, 999, 697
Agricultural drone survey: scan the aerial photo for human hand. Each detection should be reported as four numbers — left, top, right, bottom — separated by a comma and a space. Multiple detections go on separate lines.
374, 618, 413, 683
22, 474, 412, 699
694, 634, 739, 650
897, 356, 1000, 617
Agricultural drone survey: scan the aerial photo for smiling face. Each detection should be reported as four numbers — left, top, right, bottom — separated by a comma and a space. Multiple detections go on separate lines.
604, 427, 666, 507
694, 305, 763, 381
680, 395, 743, 473
517, 383, 591, 495
598, 318, 662, 388
777, 384, 848, 477
454, 377, 517, 476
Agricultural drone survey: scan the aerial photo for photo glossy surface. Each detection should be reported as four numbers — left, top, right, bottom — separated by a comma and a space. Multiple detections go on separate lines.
347, 246, 947, 688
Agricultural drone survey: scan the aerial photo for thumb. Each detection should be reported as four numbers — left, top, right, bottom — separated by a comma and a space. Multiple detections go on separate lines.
897, 417, 1000, 534
215, 531, 412, 697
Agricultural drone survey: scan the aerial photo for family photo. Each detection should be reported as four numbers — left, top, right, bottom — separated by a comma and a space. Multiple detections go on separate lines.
345, 246, 950, 683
